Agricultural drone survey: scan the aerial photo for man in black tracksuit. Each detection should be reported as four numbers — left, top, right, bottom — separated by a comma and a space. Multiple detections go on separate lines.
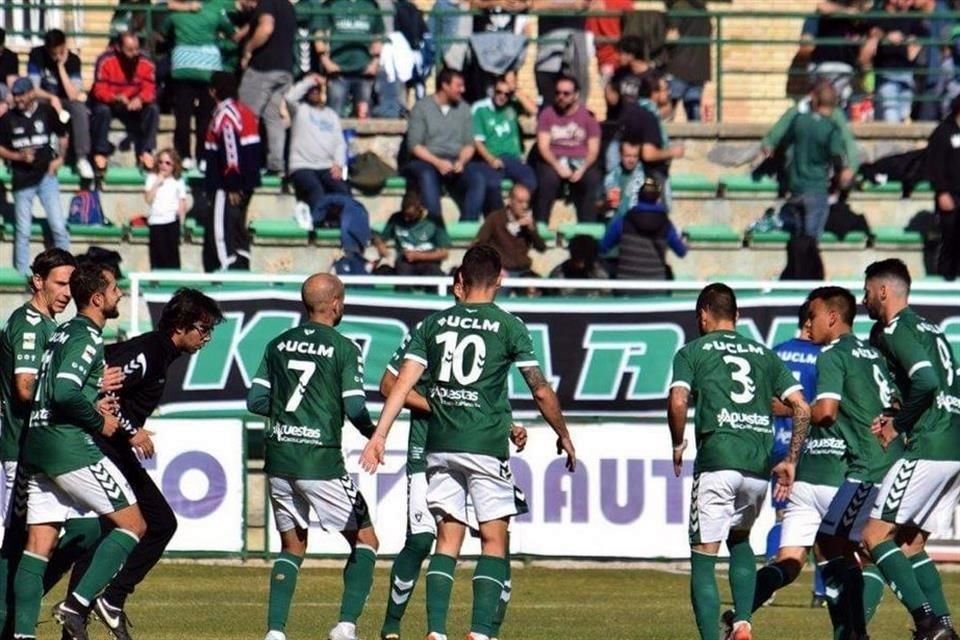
927, 95, 960, 281
64, 287, 223, 640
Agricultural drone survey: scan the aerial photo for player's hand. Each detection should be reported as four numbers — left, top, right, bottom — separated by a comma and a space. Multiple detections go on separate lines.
100, 366, 124, 393
872, 415, 898, 448
360, 434, 386, 473
96, 395, 118, 416
510, 423, 527, 452
556, 436, 576, 471
130, 428, 156, 459
771, 460, 796, 503
100, 411, 120, 437
672, 439, 687, 477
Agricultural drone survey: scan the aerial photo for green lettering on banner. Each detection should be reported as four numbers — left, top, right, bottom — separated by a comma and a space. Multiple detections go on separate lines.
507, 324, 559, 399
574, 324, 683, 400
736, 319, 764, 344
340, 317, 409, 389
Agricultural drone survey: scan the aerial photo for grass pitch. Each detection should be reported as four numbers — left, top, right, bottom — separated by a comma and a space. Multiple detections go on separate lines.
38, 562, 960, 639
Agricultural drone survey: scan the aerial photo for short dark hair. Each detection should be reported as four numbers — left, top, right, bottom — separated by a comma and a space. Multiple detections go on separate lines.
70, 261, 113, 311
211, 71, 238, 101
460, 245, 502, 290
808, 286, 856, 326
555, 75, 579, 92
158, 288, 224, 336
797, 299, 811, 329
44, 28, 66, 49
696, 283, 738, 322
617, 35, 645, 59
0, 27, 6, 47
436, 67, 462, 91
401, 189, 423, 211
31, 248, 76, 280
865, 258, 912, 292
568, 234, 599, 265
637, 70, 665, 99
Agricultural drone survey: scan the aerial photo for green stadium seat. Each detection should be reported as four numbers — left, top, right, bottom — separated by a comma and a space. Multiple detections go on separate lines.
820, 231, 867, 247
719, 174, 778, 194
747, 230, 791, 245
860, 180, 931, 196
68, 223, 125, 243
671, 173, 719, 194
314, 227, 342, 244
684, 224, 741, 245
371, 221, 386, 235
381, 175, 515, 194
249, 219, 310, 244
0, 267, 26, 289
96, 166, 148, 186
872, 226, 923, 246
127, 224, 150, 243
559, 222, 606, 242
184, 217, 205, 242
447, 221, 481, 243
537, 222, 555, 244
1, 222, 43, 240
260, 174, 283, 189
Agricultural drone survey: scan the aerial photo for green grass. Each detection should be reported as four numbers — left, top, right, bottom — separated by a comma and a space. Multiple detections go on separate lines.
39, 563, 960, 639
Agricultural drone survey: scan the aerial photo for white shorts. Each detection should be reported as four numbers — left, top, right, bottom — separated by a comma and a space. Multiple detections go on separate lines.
407, 472, 435, 537
26, 458, 135, 525
269, 474, 372, 534
780, 481, 837, 549
819, 479, 878, 542
426, 452, 528, 526
689, 470, 768, 545
871, 459, 960, 531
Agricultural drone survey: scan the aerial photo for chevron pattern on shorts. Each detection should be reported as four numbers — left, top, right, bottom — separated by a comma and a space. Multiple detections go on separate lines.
883, 460, 917, 519
92, 462, 124, 503
840, 482, 874, 531
689, 474, 702, 542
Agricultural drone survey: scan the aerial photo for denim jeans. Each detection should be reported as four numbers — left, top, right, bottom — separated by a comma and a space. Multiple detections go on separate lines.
14, 174, 70, 273
669, 77, 704, 121
876, 78, 914, 123
289, 168, 351, 221
326, 75, 374, 117
799, 192, 829, 239
474, 156, 538, 211
403, 159, 489, 221
89, 100, 159, 157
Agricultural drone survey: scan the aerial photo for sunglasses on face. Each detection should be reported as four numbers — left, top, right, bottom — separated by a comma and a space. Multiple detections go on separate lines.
495, 89, 513, 97
556, 90, 575, 96
193, 323, 214, 337
158, 159, 173, 166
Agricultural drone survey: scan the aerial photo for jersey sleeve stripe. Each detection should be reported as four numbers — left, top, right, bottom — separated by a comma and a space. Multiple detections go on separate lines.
252, 377, 271, 388
907, 361, 932, 378
514, 360, 539, 368
780, 383, 804, 400
342, 389, 366, 398
404, 353, 428, 366
669, 380, 692, 391
56, 372, 84, 387
13, 367, 38, 374
816, 392, 842, 401
386, 364, 399, 376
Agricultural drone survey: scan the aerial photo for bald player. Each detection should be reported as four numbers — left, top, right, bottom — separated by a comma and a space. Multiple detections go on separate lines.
247, 274, 379, 640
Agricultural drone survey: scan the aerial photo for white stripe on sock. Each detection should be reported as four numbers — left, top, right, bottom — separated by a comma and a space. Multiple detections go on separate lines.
356, 544, 377, 555
875, 548, 901, 565
275, 557, 300, 572
116, 528, 141, 544
22, 551, 48, 563
426, 571, 454, 582
911, 557, 933, 569
472, 575, 504, 589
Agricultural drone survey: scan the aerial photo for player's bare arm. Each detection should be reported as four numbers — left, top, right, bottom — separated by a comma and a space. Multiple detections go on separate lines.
520, 365, 575, 471
770, 397, 792, 417
360, 359, 426, 473
379, 369, 430, 413
667, 386, 690, 477
13, 372, 35, 403
811, 397, 839, 426
770, 390, 811, 502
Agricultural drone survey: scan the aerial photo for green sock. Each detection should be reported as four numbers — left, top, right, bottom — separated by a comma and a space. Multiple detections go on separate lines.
470, 555, 508, 636
911, 552, 952, 624
381, 532, 433, 636
267, 551, 303, 632
13, 552, 47, 638
72, 528, 139, 605
872, 540, 933, 622
425, 554, 457, 635
727, 538, 756, 624
339, 544, 376, 624
490, 554, 512, 637
752, 562, 788, 612
690, 550, 719, 640
44, 517, 101, 593
0, 555, 11, 634
863, 565, 885, 623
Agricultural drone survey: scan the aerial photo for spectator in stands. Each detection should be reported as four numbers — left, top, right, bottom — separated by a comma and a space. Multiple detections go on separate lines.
600, 176, 686, 282
604, 36, 653, 121
0, 28, 19, 89
0, 77, 70, 274
144, 148, 188, 269
313, 0, 385, 119
533, 0, 592, 105
27, 29, 94, 179
547, 233, 609, 295
912, 0, 952, 121
859, 0, 928, 123
238, 0, 296, 175
90, 32, 159, 172
284, 73, 350, 227
585, 0, 632, 86
461, 0, 530, 101
472, 74, 537, 207
164, 0, 237, 169
373, 189, 451, 275
474, 183, 545, 276
203, 71, 262, 271
665, 0, 711, 122
765, 82, 852, 239
403, 68, 489, 221
808, 0, 871, 108
926, 94, 960, 280
603, 140, 645, 219
533, 75, 602, 222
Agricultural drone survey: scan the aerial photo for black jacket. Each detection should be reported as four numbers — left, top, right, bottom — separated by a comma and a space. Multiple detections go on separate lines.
927, 117, 960, 196
104, 331, 182, 438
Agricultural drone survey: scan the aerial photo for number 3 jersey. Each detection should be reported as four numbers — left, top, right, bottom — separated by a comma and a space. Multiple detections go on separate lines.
670, 330, 802, 476
252, 322, 367, 480
405, 302, 538, 461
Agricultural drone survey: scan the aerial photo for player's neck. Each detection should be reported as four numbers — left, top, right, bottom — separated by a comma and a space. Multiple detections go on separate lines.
706, 320, 736, 333
307, 313, 335, 327
28, 293, 54, 319
78, 309, 106, 329
882, 300, 908, 325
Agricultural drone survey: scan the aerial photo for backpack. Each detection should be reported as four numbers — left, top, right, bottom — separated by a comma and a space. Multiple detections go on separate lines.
68, 190, 106, 225
825, 199, 870, 239
349, 151, 396, 194
780, 234, 824, 280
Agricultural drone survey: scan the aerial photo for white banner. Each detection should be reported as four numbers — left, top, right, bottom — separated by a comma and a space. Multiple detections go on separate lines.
143, 419, 245, 553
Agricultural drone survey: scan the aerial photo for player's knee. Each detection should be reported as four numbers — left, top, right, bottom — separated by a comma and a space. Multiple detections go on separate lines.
861, 520, 892, 550
406, 532, 435, 557
356, 526, 379, 552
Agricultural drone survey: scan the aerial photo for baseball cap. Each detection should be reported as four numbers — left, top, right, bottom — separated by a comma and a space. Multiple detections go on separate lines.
11, 77, 33, 96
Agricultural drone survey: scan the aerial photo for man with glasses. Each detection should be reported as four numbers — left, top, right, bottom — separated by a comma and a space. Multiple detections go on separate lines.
61, 287, 223, 640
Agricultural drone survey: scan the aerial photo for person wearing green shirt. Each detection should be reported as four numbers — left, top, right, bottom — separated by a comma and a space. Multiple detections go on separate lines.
372, 190, 451, 277
860, 259, 960, 640
314, 0, 384, 118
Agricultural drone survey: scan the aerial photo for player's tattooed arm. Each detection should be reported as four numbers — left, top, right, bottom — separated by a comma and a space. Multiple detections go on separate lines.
521, 365, 576, 471
521, 365, 549, 392
784, 390, 811, 463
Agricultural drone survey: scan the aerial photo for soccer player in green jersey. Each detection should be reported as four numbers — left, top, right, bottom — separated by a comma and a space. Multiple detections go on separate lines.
806, 286, 901, 639
860, 259, 960, 640
668, 283, 810, 640
247, 273, 379, 640
14, 261, 145, 640
360, 245, 577, 640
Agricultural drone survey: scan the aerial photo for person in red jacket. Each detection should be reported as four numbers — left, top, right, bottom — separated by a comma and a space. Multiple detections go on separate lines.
89, 32, 158, 172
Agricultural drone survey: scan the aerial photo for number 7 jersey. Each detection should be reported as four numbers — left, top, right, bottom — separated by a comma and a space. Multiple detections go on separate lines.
405, 302, 538, 461
670, 330, 803, 476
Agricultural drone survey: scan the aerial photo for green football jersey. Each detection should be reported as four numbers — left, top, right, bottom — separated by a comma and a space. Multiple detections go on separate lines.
870, 307, 960, 461
670, 330, 803, 476
253, 321, 366, 480
0, 302, 57, 462
386, 330, 430, 475
22, 315, 106, 477
406, 301, 538, 460
795, 422, 847, 487
816, 333, 899, 483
